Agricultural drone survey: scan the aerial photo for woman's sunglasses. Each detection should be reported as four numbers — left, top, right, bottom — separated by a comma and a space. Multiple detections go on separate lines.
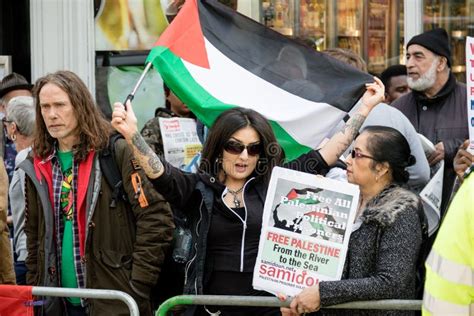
224, 140, 262, 156
349, 149, 377, 161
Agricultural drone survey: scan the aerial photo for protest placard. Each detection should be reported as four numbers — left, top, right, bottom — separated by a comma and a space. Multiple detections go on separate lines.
253, 167, 359, 296
418, 134, 443, 235
467, 36, 474, 154
159, 117, 202, 169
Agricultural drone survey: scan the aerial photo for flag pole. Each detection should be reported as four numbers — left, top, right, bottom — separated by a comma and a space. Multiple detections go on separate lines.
123, 61, 154, 109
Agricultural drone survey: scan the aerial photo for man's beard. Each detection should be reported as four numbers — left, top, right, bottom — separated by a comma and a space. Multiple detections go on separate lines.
407, 59, 439, 91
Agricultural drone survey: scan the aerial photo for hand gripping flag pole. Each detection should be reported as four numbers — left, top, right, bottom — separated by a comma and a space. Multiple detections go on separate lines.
123, 62, 153, 110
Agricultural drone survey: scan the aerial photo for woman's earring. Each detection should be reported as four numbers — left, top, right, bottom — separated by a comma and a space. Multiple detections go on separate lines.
375, 175, 379, 182
11, 133, 16, 141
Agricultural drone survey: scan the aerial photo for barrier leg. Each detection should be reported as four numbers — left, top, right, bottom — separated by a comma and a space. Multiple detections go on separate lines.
32, 287, 140, 316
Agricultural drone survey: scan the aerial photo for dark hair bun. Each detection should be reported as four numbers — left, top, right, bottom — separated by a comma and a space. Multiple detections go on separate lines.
406, 155, 416, 167
361, 126, 416, 185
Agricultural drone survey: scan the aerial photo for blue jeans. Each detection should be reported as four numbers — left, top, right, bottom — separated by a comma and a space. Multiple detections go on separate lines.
65, 300, 87, 316
14, 261, 27, 285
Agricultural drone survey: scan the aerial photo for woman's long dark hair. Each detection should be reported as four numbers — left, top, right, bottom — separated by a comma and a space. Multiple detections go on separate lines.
199, 107, 285, 183
362, 126, 416, 184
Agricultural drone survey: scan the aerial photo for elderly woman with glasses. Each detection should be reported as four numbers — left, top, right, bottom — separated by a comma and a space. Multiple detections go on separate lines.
280, 126, 424, 316
112, 79, 384, 315
4, 96, 35, 285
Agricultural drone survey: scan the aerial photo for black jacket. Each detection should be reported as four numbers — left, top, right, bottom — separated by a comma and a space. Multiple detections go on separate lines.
150, 150, 329, 301
319, 185, 423, 315
391, 74, 468, 213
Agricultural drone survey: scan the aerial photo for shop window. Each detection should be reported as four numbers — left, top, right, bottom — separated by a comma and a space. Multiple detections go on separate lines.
424, 0, 474, 82
260, 0, 405, 76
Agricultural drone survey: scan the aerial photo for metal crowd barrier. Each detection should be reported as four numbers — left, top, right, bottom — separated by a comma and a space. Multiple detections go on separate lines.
156, 295, 422, 316
32, 286, 140, 316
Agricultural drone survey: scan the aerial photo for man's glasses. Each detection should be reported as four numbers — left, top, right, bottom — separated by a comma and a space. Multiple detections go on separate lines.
350, 149, 377, 161
224, 140, 262, 156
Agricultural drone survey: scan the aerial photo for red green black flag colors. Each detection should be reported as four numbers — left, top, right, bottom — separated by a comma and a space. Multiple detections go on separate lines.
147, 0, 372, 160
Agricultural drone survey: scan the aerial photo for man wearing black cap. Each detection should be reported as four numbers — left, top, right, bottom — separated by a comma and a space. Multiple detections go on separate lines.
392, 28, 468, 216
0, 73, 33, 181
0, 73, 33, 113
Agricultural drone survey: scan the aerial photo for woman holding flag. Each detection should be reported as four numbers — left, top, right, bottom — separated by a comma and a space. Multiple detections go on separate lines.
111, 78, 384, 315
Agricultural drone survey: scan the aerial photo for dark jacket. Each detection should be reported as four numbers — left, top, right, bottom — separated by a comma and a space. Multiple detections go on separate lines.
21, 139, 175, 316
319, 185, 423, 315
391, 74, 468, 213
150, 150, 329, 312
141, 107, 178, 158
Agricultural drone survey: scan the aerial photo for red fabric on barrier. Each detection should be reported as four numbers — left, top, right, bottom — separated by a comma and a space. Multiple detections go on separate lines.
0, 285, 34, 316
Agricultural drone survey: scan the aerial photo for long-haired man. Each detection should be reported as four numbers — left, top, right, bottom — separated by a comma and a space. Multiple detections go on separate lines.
21, 70, 174, 316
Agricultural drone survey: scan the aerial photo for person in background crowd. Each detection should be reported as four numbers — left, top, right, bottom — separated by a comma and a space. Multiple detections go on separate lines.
0, 73, 33, 230
280, 126, 423, 316
323, 48, 430, 193
4, 96, 35, 285
445, 139, 473, 204
22, 71, 174, 316
422, 164, 474, 315
0, 157, 15, 284
391, 28, 468, 216
323, 48, 367, 72
141, 84, 200, 308
453, 139, 473, 181
0, 73, 33, 182
112, 78, 384, 315
141, 83, 196, 157
380, 64, 410, 104
360, 108, 430, 193
0, 73, 32, 113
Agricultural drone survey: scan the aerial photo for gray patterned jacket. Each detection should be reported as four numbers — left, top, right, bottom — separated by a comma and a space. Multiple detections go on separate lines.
319, 184, 423, 316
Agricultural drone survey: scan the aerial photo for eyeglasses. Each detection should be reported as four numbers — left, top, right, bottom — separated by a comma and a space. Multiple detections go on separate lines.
224, 140, 262, 156
1, 117, 12, 126
350, 149, 377, 161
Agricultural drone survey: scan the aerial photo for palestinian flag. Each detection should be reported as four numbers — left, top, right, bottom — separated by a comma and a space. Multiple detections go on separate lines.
286, 188, 322, 205
275, 187, 345, 239
147, 0, 372, 160
284, 188, 345, 239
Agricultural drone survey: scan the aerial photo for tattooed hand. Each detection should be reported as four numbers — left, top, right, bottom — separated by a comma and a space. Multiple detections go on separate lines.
130, 132, 164, 178
317, 77, 384, 167
112, 101, 164, 179
359, 76, 385, 115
